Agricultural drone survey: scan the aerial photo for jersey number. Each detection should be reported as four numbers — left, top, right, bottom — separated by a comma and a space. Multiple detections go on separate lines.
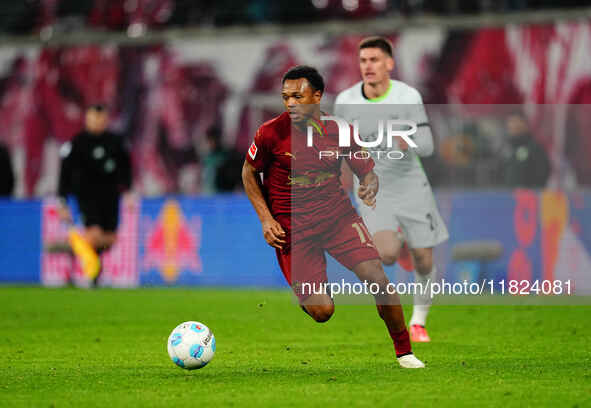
426, 213, 435, 231
352, 222, 372, 244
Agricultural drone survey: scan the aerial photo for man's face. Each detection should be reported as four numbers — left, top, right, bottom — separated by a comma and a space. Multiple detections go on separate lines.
281, 78, 322, 124
85, 109, 109, 134
359, 47, 394, 86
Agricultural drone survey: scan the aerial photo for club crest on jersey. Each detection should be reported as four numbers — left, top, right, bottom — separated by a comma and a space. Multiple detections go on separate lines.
249, 142, 258, 160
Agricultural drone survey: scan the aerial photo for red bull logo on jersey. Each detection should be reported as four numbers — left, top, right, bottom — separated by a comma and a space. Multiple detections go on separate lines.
143, 200, 202, 283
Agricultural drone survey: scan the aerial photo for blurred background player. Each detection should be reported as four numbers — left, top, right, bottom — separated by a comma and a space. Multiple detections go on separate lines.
335, 36, 449, 342
0, 141, 14, 197
202, 126, 243, 194
57, 104, 131, 286
242, 65, 424, 368
500, 111, 551, 188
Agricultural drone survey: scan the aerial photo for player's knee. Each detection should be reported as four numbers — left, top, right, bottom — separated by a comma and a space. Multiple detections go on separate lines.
313, 308, 334, 323
413, 252, 432, 275
355, 259, 389, 288
379, 251, 398, 266
416, 264, 432, 276
86, 235, 101, 249
103, 235, 117, 249
306, 304, 334, 323
373, 234, 400, 266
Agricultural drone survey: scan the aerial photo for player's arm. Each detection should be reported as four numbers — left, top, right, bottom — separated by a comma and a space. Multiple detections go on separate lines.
343, 130, 379, 207
333, 91, 380, 204
57, 141, 75, 222
241, 160, 285, 249
399, 123, 434, 157
399, 91, 434, 156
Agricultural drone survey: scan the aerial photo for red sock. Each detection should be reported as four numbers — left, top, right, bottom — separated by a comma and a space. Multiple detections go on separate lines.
389, 328, 412, 357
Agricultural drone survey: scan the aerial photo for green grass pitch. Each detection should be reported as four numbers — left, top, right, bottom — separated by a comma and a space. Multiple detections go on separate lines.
1, 287, 590, 407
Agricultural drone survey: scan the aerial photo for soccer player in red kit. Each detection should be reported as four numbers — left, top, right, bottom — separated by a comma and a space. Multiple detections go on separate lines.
242, 65, 425, 368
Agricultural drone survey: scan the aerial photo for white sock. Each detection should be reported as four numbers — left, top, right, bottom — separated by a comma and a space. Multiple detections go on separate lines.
410, 266, 436, 327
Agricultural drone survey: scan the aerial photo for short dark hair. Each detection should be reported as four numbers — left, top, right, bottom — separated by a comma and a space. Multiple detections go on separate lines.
206, 126, 222, 143
281, 65, 325, 94
359, 36, 393, 57
88, 103, 107, 113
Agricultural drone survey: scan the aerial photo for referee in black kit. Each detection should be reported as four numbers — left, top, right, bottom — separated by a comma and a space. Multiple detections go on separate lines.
57, 104, 131, 286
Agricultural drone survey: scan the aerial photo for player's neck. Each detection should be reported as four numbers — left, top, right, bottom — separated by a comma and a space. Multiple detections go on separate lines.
363, 79, 391, 100
292, 111, 321, 132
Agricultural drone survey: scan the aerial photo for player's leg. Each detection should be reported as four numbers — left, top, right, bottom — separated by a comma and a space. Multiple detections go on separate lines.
358, 206, 427, 353
372, 230, 403, 266
351, 259, 423, 367
411, 247, 433, 277
358, 200, 402, 266
82, 225, 103, 249
90, 195, 121, 285
68, 198, 101, 262
85, 228, 117, 253
85, 224, 119, 286
301, 294, 334, 323
327, 214, 424, 368
74, 225, 105, 285
399, 202, 448, 342
408, 246, 435, 342
94, 195, 121, 253
101, 231, 117, 250
276, 241, 335, 324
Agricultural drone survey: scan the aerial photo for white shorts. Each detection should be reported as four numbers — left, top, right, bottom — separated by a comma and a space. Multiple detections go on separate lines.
358, 185, 449, 249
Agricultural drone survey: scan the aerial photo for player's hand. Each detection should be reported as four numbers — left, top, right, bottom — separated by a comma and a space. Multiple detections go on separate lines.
261, 218, 286, 249
358, 171, 379, 208
57, 202, 73, 223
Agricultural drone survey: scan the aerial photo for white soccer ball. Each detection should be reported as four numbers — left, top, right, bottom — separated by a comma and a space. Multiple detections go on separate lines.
167, 321, 215, 370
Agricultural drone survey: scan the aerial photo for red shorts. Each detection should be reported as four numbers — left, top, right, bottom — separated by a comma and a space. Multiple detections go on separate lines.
275, 210, 380, 302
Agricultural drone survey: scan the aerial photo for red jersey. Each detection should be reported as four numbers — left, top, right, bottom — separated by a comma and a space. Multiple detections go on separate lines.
246, 111, 374, 233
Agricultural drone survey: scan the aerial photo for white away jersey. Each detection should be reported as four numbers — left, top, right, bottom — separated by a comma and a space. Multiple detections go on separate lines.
334, 79, 433, 202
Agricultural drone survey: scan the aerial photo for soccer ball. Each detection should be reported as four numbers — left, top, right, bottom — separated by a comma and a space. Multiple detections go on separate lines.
167, 321, 216, 370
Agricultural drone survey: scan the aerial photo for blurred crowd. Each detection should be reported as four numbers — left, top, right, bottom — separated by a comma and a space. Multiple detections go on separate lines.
0, 12, 590, 198
1, 0, 591, 35
425, 110, 553, 189
0, 106, 558, 198
0, 44, 238, 197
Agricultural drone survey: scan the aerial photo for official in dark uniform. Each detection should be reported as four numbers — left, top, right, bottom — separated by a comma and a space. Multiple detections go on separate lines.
0, 142, 14, 197
57, 104, 131, 283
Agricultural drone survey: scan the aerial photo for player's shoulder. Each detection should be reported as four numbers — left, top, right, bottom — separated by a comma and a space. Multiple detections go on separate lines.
105, 131, 123, 144
59, 141, 73, 158
390, 79, 423, 103
60, 132, 84, 157
335, 81, 364, 104
256, 112, 290, 142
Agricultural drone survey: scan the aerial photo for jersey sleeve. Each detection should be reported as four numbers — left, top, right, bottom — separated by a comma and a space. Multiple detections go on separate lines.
407, 89, 434, 157
58, 140, 75, 199
246, 127, 272, 172
407, 89, 429, 125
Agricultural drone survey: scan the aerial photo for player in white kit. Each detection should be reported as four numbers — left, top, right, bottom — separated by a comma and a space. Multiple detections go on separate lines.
335, 36, 449, 342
